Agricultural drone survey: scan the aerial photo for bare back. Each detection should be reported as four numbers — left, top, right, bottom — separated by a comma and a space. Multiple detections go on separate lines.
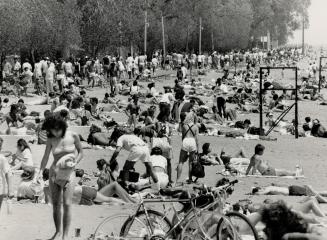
181, 123, 198, 139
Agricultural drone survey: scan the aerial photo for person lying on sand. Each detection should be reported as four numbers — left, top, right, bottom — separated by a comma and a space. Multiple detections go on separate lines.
251, 184, 327, 203
242, 200, 327, 240
245, 144, 299, 176
42, 169, 136, 205
220, 147, 250, 167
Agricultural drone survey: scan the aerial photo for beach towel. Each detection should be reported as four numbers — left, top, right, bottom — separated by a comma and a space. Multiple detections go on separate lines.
54, 154, 76, 187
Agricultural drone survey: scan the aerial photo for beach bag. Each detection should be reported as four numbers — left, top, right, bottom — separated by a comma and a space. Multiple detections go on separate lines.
191, 154, 205, 178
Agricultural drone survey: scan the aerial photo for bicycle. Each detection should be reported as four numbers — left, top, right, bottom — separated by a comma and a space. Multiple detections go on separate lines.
92, 180, 259, 240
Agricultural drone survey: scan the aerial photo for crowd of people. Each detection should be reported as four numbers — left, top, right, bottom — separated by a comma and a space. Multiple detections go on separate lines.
0, 46, 326, 240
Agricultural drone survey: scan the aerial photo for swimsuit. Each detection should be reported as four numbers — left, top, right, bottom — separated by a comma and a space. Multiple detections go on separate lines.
79, 186, 97, 205
288, 185, 314, 196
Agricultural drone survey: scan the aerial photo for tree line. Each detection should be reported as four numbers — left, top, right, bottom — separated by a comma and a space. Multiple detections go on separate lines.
0, 0, 310, 59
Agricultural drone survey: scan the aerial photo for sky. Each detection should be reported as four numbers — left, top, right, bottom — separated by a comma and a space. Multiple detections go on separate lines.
289, 0, 327, 46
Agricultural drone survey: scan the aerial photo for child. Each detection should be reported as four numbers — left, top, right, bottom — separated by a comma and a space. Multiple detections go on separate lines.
302, 116, 312, 132
102, 93, 110, 104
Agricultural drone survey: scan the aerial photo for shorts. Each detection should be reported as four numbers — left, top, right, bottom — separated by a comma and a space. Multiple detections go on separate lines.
152, 137, 171, 159
127, 145, 150, 163
289, 185, 314, 196
230, 158, 250, 165
262, 167, 276, 176
136, 172, 169, 189
80, 186, 97, 205
182, 138, 197, 153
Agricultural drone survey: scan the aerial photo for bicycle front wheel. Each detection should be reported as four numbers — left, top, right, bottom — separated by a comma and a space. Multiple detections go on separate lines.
93, 214, 149, 240
217, 212, 259, 240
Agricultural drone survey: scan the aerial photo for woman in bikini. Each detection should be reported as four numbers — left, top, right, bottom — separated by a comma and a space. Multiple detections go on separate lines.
38, 115, 83, 240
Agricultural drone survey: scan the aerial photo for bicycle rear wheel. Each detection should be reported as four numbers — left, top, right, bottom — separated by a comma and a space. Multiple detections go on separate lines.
121, 210, 173, 238
93, 214, 149, 240
180, 212, 222, 240
217, 212, 259, 240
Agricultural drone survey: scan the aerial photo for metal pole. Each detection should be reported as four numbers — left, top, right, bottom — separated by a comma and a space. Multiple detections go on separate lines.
319, 57, 322, 92
295, 68, 299, 138
302, 15, 305, 55
199, 17, 202, 55
119, 21, 123, 57
161, 15, 166, 66
211, 31, 214, 52
259, 67, 263, 136
144, 3, 147, 55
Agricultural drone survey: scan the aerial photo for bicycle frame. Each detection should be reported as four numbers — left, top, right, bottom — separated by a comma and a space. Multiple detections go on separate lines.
124, 189, 230, 240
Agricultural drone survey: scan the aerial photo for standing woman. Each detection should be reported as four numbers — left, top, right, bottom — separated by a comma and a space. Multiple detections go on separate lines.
38, 115, 83, 240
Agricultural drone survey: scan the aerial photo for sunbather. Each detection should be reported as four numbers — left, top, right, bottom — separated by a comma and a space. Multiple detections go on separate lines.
251, 184, 327, 203
245, 144, 298, 176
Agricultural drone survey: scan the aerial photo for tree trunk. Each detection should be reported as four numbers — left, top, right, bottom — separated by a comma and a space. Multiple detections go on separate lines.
62, 42, 70, 59
186, 25, 189, 52
31, 48, 35, 66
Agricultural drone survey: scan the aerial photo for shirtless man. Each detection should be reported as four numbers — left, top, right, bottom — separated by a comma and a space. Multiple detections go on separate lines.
245, 144, 296, 176
39, 116, 83, 240
176, 112, 200, 184
252, 184, 327, 204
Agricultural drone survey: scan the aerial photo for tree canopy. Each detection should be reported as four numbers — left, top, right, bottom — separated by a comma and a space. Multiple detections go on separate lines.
0, 0, 311, 58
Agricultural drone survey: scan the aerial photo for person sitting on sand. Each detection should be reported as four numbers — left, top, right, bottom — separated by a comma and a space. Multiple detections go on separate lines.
251, 184, 327, 204
198, 143, 221, 166
303, 116, 313, 132
245, 144, 298, 176
10, 139, 33, 171
131, 147, 169, 191
311, 119, 327, 138
17, 166, 42, 201
4, 104, 24, 128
